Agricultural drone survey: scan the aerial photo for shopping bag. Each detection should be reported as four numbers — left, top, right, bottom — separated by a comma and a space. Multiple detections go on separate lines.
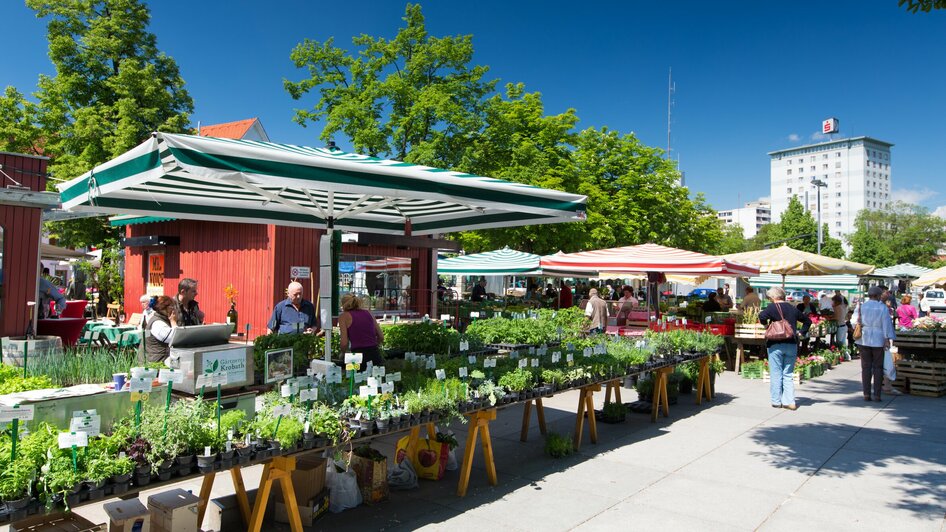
883, 349, 896, 381
326, 462, 362, 513
395, 435, 449, 480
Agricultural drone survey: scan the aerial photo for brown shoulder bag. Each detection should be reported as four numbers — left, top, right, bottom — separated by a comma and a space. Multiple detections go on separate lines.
765, 303, 795, 341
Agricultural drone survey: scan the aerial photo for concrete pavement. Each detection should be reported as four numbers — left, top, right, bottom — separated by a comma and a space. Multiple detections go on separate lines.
61, 360, 946, 531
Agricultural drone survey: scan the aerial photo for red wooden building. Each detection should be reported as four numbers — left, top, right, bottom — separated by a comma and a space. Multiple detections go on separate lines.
118, 120, 454, 339
0, 151, 58, 337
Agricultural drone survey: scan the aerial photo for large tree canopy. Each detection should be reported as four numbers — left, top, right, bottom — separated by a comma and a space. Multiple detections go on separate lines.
286, 4, 724, 255
847, 202, 946, 267
0, 0, 193, 247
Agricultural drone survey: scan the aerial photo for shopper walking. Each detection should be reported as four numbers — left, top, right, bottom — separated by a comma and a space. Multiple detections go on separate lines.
852, 286, 897, 401
758, 287, 811, 410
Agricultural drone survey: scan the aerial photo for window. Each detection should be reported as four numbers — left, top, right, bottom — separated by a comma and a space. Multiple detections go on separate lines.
810, 166, 816, 171
810, 156, 816, 162
822, 154, 828, 160
798, 158, 803, 164
835, 172, 841, 178
836, 202, 842, 207
836, 152, 841, 157
836, 222, 842, 227
787, 188, 792, 194
799, 167, 804, 173
836, 192, 842, 197
787, 169, 792, 175
341, 254, 415, 312
822, 164, 828, 170
835, 162, 841, 168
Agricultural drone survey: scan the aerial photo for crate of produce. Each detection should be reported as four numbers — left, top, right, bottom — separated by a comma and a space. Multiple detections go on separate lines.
735, 324, 766, 339
893, 330, 935, 350
934, 331, 946, 350
892, 359, 946, 397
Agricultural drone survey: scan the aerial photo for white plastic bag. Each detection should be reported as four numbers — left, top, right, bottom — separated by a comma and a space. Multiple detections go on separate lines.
326, 461, 362, 513
883, 349, 896, 381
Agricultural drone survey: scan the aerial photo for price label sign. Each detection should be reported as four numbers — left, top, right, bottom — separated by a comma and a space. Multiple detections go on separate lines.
273, 404, 291, 417
367, 377, 380, 389
458, 367, 468, 378
440, 314, 451, 322
435, 369, 446, 380
468, 355, 477, 365
484, 358, 497, 368
518, 358, 528, 369
299, 388, 319, 402
470, 311, 480, 318
583, 347, 593, 358
528, 346, 536, 355
567, 353, 574, 364
129, 377, 153, 393
509, 351, 519, 360
426, 357, 437, 370
531, 358, 539, 368
459, 340, 469, 352
567, 342, 575, 351
387, 372, 402, 382
70, 415, 101, 438
158, 369, 185, 384
380, 382, 395, 394
344, 353, 364, 365
359, 386, 372, 398
372, 366, 386, 377
354, 372, 367, 384
405, 352, 416, 362
552, 352, 561, 364
0, 405, 35, 422
280, 384, 292, 398
58, 432, 89, 449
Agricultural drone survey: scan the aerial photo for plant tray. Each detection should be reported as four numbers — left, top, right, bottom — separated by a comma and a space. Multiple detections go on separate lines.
762, 370, 801, 385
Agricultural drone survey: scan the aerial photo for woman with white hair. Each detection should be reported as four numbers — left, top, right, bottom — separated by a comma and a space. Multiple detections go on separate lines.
852, 285, 897, 401
758, 286, 811, 410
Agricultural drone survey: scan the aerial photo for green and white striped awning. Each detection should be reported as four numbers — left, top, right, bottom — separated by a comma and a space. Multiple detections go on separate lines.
870, 263, 932, 279
749, 273, 860, 291
438, 247, 542, 275
58, 133, 587, 235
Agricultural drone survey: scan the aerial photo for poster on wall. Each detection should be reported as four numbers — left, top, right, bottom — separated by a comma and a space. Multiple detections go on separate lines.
265, 348, 293, 383
147, 252, 165, 296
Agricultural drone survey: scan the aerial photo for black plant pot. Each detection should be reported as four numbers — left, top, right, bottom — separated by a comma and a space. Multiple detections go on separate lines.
134, 473, 151, 487
197, 454, 217, 474
87, 487, 105, 501
236, 454, 250, 466
376, 419, 390, 434
112, 480, 130, 495
111, 472, 132, 484
177, 464, 192, 476
65, 492, 81, 507
10, 509, 27, 522
157, 469, 173, 482
176, 454, 195, 466
6, 496, 30, 510
219, 458, 233, 470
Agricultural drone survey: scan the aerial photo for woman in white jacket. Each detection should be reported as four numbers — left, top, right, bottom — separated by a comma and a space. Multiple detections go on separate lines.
852, 286, 897, 401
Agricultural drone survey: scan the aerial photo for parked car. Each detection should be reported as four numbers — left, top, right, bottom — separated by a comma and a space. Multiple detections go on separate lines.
923, 289, 946, 312
688, 288, 716, 299
785, 290, 808, 302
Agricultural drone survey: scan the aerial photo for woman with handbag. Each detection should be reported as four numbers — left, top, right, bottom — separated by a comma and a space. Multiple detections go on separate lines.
758, 287, 811, 410
852, 286, 897, 401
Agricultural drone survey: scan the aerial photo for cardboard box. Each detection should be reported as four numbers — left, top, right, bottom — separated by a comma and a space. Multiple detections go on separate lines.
271, 456, 326, 505
147, 488, 200, 532
103, 499, 150, 532
10, 512, 106, 532
274, 489, 330, 527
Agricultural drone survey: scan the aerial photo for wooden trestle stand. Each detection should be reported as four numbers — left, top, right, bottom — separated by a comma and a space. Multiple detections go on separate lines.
573, 383, 601, 450
520, 397, 548, 442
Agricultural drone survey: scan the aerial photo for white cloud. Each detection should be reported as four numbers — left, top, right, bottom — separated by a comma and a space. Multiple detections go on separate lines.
787, 133, 800, 142
810, 131, 828, 141
934, 205, 946, 219
892, 187, 937, 205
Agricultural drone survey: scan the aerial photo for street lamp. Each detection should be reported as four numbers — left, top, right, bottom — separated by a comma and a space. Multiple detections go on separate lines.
811, 179, 827, 254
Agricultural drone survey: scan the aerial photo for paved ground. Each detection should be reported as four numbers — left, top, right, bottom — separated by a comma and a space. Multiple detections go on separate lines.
54, 360, 946, 531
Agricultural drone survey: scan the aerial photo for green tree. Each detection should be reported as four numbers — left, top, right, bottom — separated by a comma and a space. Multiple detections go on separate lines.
285, 3, 494, 167
0, 87, 43, 155
4, 0, 193, 247
772, 197, 845, 258
846, 202, 946, 267
899, 0, 946, 13
716, 223, 749, 254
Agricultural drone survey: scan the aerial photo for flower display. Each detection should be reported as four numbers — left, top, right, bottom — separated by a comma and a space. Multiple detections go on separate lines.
911, 315, 942, 331
224, 283, 239, 305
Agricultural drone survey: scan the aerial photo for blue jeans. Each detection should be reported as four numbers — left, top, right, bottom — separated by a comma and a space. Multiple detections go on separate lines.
768, 342, 798, 406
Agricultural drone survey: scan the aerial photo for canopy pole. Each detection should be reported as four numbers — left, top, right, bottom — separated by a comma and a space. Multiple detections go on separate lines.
320, 221, 334, 362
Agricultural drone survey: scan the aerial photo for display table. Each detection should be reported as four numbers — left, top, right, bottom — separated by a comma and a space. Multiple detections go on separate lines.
37, 317, 87, 346
98, 325, 136, 343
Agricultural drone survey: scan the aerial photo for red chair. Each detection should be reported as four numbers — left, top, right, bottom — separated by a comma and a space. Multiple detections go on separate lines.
61, 300, 88, 318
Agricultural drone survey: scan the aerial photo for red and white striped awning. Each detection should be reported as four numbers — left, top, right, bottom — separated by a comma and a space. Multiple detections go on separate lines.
539, 243, 760, 277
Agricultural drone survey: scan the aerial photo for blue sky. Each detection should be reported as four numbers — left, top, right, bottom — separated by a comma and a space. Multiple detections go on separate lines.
2, 1, 945, 214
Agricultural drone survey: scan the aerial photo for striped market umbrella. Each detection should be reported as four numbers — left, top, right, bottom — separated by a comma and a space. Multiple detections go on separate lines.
438, 247, 542, 276
58, 133, 587, 235
870, 263, 932, 279
723, 245, 875, 276
539, 243, 760, 277
914, 265, 946, 287
748, 274, 860, 292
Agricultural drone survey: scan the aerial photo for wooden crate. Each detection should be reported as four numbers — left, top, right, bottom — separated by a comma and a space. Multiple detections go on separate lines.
935, 332, 946, 350
893, 331, 935, 350
763, 370, 802, 385
893, 359, 946, 397
735, 324, 766, 339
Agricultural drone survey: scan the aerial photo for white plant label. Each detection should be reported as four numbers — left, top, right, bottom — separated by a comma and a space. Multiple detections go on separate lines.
129, 377, 153, 393
0, 405, 34, 422
435, 369, 446, 380
69, 415, 101, 438
528, 346, 536, 355
567, 353, 574, 363
583, 347, 593, 358
380, 382, 395, 394
280, 384, 292, 398
518, 358, 528, 369
354, 372, 367, 384
484, 358, 497, 368
459, 340, 469, 352
405, 352, 415, 362
367, 377, 379, 389
359, 386, 372, 398
158, 369, 185, 384
531, 358, 540, 368
458, 367, 468, 378
387, 372, 402, 382
345, 352, 364, 365
58, 432, 88, 449
299, 388, 318, 402
567, 342, 575, 351
470, 311, 480, 318
272, 404, 291, 417
440, 314, 451, 322
204, 446, 212, 457
303, 421, 311, 433
426, 357, 437, 370
468, 355, 477, 365
372, 366, 386, 377
510, 351, 519, 359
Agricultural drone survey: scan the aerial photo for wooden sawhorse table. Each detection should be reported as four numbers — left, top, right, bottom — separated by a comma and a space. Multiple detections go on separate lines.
603, 378, 623, 405
650, 367, 674, 422
694, 355, 714, 405
734, 336, 766, 375
520, 397, 547, 442
196, 455, 301, 532
574, 383, 601, 450
457, 408, 498, 496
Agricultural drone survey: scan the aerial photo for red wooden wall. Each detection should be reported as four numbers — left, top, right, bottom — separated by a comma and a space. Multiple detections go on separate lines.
124, 221, 434, 340
0, 153, 48, 337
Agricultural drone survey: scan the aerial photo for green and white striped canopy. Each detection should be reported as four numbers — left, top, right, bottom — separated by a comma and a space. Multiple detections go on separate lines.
749, 273, 860, 292
438, 247, 542, 275
870, 263, 932, 279
58, 133, 587, 235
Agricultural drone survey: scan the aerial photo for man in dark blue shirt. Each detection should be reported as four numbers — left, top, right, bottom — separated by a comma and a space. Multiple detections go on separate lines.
267, 281, 319, 335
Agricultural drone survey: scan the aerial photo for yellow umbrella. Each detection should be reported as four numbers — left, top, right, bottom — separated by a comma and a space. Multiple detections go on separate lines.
914, 265, 946, 287
723, 245, 875, 276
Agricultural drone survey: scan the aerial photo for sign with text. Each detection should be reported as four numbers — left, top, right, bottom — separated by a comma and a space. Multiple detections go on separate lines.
202, 346, 251, 387
290, 266, 311, 278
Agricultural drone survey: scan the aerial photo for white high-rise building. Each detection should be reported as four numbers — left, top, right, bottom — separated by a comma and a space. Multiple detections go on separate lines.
718, 201, 771, 239
769, 136, 893, 244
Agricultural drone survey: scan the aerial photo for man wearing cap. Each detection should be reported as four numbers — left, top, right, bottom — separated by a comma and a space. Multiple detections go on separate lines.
584, 288, 609, 334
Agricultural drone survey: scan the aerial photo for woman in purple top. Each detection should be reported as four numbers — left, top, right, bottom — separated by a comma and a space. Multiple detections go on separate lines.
339, 294, 385, 370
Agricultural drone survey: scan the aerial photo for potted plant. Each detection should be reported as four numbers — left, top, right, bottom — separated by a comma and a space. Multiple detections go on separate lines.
544, 432, 574, 459
0, 460, 35, 509
635, 375, 655, 402
599, 401, 627, 424
498, 368, 533, 401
